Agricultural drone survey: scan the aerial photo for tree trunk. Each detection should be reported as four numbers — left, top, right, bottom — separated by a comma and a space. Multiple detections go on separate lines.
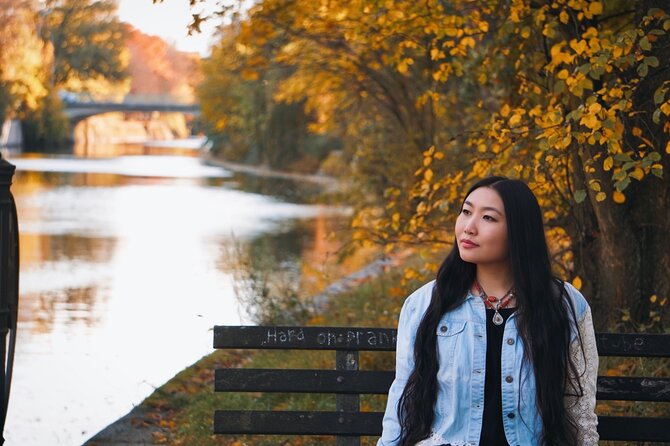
567, 0, 670, 330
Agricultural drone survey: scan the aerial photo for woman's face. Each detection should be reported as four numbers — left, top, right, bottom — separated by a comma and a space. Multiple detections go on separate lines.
454, 186, 509, 266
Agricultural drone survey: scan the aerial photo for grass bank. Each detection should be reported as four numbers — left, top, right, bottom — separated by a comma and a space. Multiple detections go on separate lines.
139, 256, 422, 445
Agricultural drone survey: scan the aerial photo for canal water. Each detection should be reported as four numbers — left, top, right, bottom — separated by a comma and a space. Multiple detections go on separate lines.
3, 142, 347, 445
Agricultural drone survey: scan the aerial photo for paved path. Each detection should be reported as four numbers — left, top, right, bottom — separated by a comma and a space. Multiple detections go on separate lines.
83, 405, 171, 446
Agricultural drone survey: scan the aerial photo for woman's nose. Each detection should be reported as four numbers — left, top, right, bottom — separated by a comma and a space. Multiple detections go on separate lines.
464, 222, 476, 235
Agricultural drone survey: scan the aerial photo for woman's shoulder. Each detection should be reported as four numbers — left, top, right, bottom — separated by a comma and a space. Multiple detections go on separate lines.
560, 280, 592, 321
400, 280, 436, 317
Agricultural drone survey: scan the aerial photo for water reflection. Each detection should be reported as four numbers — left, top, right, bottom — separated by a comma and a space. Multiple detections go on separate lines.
227, 174, 326, 203
5, 152, 347, 445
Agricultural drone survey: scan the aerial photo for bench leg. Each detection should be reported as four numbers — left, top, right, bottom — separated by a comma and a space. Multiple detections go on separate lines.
336, 350, 360, 446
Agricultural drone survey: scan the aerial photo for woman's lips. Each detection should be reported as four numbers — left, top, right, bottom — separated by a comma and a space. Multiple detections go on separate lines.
460, 239, 479, 248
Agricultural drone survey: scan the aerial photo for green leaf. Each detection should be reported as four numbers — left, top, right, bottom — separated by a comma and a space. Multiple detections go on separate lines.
615, 177, 631, 191
639, 36, 652, 51
649, 151, 662, 162
566, 109, 581, 122
612, 170, 627, 181
645, 56, 659, 67
589, 65, 604, 79
574, 189, 587, 203
614, 153, 633, 162
651, 167, 663, 178
578, 63, 591, 75
555, 80, 565, 94
653, 108, 662, 124
654, 86, 667, 105
637, 62, 649, 77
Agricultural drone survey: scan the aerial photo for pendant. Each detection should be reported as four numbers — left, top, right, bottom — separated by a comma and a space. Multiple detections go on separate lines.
492, 311, 504, 325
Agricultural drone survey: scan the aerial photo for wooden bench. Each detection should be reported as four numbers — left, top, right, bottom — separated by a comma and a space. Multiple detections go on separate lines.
213, 325, 670, 445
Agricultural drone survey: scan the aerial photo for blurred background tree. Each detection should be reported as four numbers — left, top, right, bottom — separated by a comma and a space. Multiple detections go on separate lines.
198, 18, 342, 172
0, 0, 48, 126
39, 0, 128, 89
12, 0, 128, 150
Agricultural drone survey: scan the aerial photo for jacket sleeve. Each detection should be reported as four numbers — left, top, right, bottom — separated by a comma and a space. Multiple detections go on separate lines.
564, 305, 600, 445
377, 292, 420, 446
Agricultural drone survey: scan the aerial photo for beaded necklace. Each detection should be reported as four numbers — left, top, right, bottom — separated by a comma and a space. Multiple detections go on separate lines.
474, 281, 515, 325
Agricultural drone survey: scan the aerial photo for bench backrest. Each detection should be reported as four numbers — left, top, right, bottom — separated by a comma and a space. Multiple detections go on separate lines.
213, 326, 670, 445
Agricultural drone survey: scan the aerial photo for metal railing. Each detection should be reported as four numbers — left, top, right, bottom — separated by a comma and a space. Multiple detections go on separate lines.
0, 155, 18, 445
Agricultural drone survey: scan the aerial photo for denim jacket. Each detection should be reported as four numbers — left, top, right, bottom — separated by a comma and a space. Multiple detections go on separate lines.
378, 280, 599, 446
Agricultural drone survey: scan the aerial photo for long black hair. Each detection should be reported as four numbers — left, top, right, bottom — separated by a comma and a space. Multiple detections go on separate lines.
397, 176, 583, 445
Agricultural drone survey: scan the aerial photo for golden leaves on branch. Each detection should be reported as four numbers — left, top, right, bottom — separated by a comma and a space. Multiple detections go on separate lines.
203, 0, 669, 261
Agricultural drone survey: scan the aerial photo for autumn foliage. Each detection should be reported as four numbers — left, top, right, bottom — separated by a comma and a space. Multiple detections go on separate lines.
199, 0, 670, 329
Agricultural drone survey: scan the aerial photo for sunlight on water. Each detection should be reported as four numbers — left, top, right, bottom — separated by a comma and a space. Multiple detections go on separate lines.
4, 153, 344, 445
11, 155, 232, 178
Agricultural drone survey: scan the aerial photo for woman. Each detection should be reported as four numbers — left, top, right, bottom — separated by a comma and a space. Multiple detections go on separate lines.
378, 176, 599, 446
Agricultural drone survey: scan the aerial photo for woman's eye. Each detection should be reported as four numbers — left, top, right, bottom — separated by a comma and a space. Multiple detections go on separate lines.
461, 209, 471, 215
483, 215, 496, 221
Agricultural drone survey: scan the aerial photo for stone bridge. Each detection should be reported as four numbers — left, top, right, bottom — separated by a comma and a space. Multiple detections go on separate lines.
63, 99, 200, 125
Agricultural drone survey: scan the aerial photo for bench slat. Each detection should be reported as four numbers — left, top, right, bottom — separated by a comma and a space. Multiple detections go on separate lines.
597, 376, 670, 402
596, 332, 670, 357
214, 411, 670, 441
215, 369, 394, 394
214, 326, 397, 351
214, 327, 670, 357
216, 368, 670, 402
598, 416, 670, 442
213, 410, 383, 435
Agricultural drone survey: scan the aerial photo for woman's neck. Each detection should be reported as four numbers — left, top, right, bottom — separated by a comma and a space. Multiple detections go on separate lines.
474, 263, 514, 298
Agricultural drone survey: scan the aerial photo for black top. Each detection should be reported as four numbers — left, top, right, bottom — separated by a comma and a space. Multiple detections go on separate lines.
480, 307, 516, 446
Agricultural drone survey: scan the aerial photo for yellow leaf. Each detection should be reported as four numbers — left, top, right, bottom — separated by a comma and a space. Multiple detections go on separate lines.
430, 48, 445, 60
603, 156, 613, 171
588, 103, 602, 113
559, 10, 569, 24
580, 113, 600, 130
569, 39, 589, 55
632, 127, 642, 137
589, 2, 603, 15
612, 190, 625, 203
424, 169, 434, 182
630, 167, 644, 180
509, 113, 522, 126
595, 191, 606, 202
501, 104, 511, 117
650, 294, 657, 303
572, 276, 583, 290
666, 141, 670, 154
583, 27, 598, 39
557, 69, 570, 79
461, 37, 476, 49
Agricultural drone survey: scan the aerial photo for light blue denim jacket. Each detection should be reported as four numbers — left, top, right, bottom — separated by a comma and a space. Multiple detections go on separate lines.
378, 280, 599, 446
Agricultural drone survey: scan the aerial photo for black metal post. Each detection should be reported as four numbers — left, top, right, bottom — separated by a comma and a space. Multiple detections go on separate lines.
0, 155, 19, 445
